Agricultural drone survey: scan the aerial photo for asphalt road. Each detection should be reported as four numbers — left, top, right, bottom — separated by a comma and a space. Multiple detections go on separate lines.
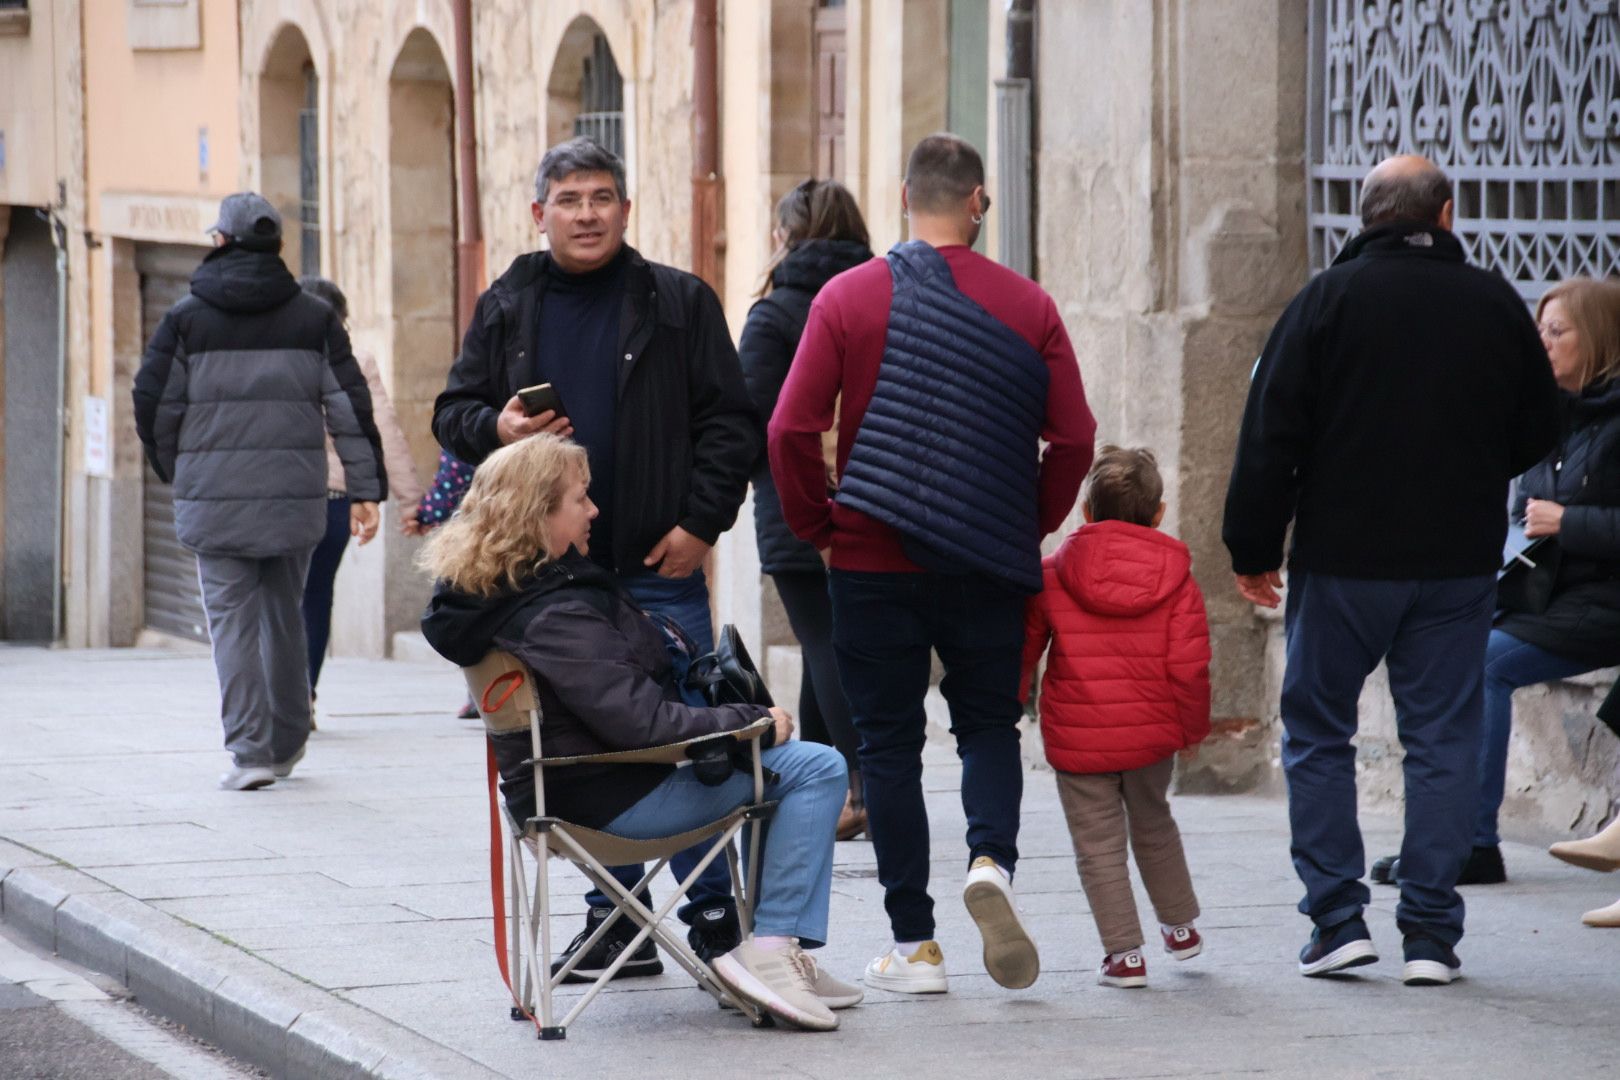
0, 926, 260, 1080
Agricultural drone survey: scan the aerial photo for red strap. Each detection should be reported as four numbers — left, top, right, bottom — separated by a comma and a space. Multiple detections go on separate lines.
482, 670, 524, 715
488, 739, 540, 1029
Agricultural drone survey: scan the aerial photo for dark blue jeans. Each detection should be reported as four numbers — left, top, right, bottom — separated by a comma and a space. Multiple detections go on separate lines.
301, 495, 350, 693
1281, 571, 1495, 948
586, 567, 732, 920
829, 569, 1026, 942
1475, 630, 1591, 846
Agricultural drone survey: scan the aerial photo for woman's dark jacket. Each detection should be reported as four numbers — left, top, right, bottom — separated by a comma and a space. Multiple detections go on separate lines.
421, 551, 770, 827
738, 239, 872, 574
1498, 379, 1620, 667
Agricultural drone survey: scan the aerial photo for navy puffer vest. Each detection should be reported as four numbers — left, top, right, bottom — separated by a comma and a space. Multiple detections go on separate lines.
835, 241, 1049, 593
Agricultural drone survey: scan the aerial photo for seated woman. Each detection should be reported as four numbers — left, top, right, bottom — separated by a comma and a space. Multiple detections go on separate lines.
1374, 277, 1620, 896
418, 433, 856, 1031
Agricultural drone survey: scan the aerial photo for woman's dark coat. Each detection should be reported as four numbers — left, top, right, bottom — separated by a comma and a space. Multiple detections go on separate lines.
1498, 379, 1620, 667
421, 551, 770, 827
738, 238, 872, 574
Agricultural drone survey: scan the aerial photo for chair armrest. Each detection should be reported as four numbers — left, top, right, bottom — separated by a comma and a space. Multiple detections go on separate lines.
533, 716, 772, 767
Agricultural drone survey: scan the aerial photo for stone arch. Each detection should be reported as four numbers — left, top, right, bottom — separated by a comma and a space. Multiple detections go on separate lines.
385, 26, 458, 484
545, 15, 628, 157
257, 22, 322, 275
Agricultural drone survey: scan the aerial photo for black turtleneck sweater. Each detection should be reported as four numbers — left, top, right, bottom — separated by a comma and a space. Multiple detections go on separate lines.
533, 248, 628, 569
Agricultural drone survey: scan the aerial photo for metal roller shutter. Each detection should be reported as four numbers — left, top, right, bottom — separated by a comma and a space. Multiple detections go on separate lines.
139, 245, 210, 643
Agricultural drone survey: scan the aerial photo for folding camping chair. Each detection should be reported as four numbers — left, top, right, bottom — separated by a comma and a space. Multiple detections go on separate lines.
465, 649, 778, 1040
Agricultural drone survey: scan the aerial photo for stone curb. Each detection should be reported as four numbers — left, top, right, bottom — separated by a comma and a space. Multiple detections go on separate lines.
0, 854, 504, 1079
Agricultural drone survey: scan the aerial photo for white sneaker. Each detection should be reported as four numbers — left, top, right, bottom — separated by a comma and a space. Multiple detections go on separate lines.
712, 940, 837, 1031
272, 744, 306, 779
795, 951, 863, 1009
864, 941, 948, 994
962, 856, 1040, 988
219, 765, 275, 791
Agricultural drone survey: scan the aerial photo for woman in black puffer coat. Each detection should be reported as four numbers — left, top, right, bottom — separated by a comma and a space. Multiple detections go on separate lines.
1376, 278, 1620, 896
739, 179, 873, 840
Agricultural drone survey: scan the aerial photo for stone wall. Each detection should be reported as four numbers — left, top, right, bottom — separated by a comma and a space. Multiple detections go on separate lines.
1035, 0, 1308, 792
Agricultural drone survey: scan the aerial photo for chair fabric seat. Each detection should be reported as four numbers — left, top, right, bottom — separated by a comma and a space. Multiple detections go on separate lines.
527, 802, 777, 868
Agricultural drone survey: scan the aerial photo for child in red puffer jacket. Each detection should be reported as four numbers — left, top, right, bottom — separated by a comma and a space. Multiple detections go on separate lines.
1021, 445, 1212, 990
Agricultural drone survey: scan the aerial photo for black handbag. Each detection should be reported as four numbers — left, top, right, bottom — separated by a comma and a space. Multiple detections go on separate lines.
687, 624, 775, 708
1496, 538, 1562, 616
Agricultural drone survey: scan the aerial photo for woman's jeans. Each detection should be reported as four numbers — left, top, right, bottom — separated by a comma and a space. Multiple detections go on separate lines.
302, 495, 351, 693
601, 740, 847, 948
1475, 629, 1591, 846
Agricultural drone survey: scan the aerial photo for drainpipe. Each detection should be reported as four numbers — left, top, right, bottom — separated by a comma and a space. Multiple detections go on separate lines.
996, 0, 1036, 277
46, 205, 68, 642
452, 0, 485, 334
691, 0, 724, 293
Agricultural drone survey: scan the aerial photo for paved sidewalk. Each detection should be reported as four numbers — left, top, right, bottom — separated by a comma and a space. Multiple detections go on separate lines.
2, 646, 1617, 1079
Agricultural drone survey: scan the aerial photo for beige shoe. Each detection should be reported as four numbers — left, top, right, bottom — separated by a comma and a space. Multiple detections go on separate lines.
963, 855, 1040, 989
1581, 898, 1620, 927
795, 951, 863, 1008
1549, 818, 1620, 872
713, 940, 837, 1031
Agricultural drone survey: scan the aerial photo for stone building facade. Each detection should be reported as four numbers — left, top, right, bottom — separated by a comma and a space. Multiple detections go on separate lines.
1, 0, 1616, 841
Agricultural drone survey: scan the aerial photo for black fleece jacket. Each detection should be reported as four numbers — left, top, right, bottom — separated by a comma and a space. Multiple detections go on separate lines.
1223, 221, 1561, 580
421, 552, 769, 827
431, 246, 761, 574
738, 239, 873, 574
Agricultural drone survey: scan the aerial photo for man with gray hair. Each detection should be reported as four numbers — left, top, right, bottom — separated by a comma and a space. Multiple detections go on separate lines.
433, 137, 759, 982
1222, 155, 1560, 985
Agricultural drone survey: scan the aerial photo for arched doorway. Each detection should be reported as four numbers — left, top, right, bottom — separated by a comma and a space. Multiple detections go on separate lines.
387, 28, 457, 486
547, 18, 625, 158
258, 25, 320, 276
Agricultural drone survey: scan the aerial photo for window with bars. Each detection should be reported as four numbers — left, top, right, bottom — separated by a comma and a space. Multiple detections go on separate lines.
299, 64, 320, 277
1307, 1, 1620, 302
572, 34, 624, 158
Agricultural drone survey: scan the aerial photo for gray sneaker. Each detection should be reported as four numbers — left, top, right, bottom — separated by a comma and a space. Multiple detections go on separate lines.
219, 765, 275, 791
712, 940, 838, 1031
272, 744, 306, 779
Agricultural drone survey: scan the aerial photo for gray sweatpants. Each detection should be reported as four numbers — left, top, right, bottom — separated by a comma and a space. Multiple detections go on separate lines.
196, 551, 314, 768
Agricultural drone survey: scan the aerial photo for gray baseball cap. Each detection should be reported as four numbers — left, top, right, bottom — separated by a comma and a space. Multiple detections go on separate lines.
208, 192, 281, 242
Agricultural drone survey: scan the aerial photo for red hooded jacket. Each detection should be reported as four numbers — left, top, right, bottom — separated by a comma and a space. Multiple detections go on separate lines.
1021, 520, 1212, 774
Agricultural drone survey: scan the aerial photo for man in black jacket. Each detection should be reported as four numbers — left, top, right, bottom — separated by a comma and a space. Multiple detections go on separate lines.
432, 137, 760, 981
1222, 156, 1560, 987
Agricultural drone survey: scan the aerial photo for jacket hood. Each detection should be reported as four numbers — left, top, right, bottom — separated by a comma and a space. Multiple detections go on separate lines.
1568, 376, 1620, 425
420, 550, 611, 667
1332, 221, 1465, 267
1053, 520, 1193, 617
772, 238, 873, 295
190, 245, 301, 313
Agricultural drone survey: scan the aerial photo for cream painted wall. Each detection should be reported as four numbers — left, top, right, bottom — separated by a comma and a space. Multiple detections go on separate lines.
0, 4, 64, 207
84, 0, 242, 233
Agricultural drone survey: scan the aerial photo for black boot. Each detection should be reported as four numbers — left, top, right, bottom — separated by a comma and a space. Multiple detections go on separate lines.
685, 902, 741, 962
550, 906, 663, 983
1457, 844, 1507, 885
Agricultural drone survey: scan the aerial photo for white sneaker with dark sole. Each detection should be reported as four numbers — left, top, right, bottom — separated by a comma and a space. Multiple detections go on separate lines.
863, 941, 948, 994
962, 856, 1039, 989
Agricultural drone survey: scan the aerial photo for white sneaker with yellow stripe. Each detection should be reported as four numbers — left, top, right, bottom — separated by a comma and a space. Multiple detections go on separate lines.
864, 940, 949, 994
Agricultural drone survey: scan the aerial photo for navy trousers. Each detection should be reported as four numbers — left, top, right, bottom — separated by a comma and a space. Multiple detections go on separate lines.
829, 569, 1026, 942
1281, 571, 1494, 948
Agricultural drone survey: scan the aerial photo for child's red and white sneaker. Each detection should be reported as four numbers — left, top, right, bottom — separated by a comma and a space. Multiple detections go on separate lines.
1097, 949, 1147, 988
1161, 923, 1203, 960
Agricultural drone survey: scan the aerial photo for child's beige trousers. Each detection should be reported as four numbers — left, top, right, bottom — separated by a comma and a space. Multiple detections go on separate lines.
1055, 756, 1200, 955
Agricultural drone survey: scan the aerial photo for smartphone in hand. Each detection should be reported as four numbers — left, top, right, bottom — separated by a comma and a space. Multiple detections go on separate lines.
517, 382, 568, 419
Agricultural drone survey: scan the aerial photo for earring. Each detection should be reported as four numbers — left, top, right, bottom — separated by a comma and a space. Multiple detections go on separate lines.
971, 214, 983, 225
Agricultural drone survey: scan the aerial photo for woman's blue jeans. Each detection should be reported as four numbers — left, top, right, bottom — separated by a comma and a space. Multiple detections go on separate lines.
1475, 629, 1592, 846
601, 739, 847, 948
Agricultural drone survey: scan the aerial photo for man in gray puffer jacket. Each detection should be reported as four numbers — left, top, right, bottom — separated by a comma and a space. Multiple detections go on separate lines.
134, 193, 387, 790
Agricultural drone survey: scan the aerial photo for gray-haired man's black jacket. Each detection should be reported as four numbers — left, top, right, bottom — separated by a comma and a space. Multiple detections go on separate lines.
133, 244, 387, 557
431, 246, 761, 574
1222, 221, 1561, 580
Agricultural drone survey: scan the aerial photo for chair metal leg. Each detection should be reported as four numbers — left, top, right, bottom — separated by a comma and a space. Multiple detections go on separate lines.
535, 831, 555, 1032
